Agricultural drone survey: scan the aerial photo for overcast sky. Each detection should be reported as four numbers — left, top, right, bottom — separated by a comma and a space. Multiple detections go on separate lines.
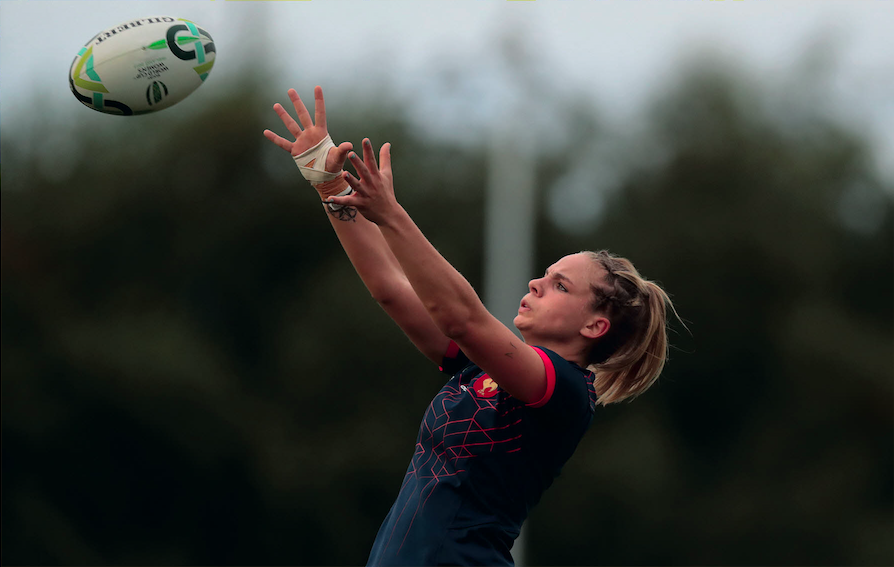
1, 0, 892, 182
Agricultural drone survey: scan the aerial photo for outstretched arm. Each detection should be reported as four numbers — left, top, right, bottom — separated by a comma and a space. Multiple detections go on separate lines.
263, 87, 451, 364
322, 205, 452, 364
328, 140, 548, 404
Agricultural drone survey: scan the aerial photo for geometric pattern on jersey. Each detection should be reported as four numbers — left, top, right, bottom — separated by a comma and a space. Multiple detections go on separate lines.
367, 343, 598, 566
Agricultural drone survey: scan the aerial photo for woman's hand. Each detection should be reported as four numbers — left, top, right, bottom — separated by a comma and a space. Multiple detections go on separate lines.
329, 139, 401, 226
263, 86, 352, 175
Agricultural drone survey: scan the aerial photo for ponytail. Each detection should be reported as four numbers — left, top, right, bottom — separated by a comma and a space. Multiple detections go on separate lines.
582, 251, 680, 405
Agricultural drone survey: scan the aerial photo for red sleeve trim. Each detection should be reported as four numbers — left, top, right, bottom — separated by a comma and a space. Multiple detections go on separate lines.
444, 340, 460, 359
526, 347, 557, 408
438, 340, 461, 372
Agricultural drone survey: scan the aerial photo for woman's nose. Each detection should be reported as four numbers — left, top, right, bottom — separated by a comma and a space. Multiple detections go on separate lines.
529, 279, 541, 296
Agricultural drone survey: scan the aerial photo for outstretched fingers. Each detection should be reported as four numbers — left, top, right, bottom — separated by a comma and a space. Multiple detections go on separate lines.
379, 142, 392, 175
273, 102, 302, 139
330, 140, 395, 218
314, 86, 327, 132
334, 140, 392, 205
288, 88, 315, 131
341, 170, 362, 194
343, 139, 392, 189
263, 129, 294, 152
348, 148, 375, 183
361, 138, 379, 171
358, 139, 392, 176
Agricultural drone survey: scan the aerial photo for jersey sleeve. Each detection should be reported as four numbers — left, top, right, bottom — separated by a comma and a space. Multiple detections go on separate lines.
525, 346, 593, 421
438, 340, 471, 376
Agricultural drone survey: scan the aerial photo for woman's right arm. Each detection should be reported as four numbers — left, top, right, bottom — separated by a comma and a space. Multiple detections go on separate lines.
323, 202, 452, 364
263, 86, 451, 365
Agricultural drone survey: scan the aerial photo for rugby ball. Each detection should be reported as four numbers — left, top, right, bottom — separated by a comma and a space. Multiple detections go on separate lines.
69, 16, 216, 115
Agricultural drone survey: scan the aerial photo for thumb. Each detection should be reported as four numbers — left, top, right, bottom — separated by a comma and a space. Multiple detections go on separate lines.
379, 142, 392, 174
326, 141, 354, 172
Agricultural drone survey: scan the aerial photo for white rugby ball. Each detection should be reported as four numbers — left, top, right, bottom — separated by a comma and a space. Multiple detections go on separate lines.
69, 16, 216, 115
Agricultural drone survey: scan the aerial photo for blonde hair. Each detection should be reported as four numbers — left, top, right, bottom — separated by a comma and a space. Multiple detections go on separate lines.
582, 250, 681, 405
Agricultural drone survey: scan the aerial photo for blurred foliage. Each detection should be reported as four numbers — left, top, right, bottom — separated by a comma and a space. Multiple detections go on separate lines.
532, 60, 893, 566
2, 54, 892, 566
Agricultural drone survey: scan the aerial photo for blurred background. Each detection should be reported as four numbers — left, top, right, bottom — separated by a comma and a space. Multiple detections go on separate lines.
1, 1, 892, 565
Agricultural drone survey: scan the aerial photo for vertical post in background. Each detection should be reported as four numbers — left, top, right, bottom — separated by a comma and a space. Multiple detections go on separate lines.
484, 112, 537, 566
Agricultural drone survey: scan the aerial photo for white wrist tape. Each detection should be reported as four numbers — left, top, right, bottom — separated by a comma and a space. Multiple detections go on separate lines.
292, 135, 352, 205
292, 135, 341, 184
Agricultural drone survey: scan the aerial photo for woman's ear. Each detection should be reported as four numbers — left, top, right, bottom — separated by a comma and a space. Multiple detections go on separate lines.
582, 316, 610, 340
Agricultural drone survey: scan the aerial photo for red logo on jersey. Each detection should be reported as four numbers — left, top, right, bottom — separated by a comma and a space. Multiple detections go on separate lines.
472, 375, 500, 398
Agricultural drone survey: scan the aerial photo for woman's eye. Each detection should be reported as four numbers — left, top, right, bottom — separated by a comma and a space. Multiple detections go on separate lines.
557, 283, 567, 292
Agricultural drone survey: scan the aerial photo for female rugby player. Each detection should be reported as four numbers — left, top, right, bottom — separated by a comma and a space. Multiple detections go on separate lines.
264, 86, 678, 566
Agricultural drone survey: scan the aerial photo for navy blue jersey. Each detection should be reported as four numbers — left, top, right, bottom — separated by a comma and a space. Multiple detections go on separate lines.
367, 342, 598, 566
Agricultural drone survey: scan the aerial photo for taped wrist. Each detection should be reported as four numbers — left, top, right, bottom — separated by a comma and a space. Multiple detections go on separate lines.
292, 135, 352, 200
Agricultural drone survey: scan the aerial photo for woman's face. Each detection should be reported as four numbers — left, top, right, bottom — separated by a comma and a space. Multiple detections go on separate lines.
514, 253, 608, 344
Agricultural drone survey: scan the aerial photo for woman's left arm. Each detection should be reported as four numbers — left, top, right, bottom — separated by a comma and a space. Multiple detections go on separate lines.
330, 139, 548, 404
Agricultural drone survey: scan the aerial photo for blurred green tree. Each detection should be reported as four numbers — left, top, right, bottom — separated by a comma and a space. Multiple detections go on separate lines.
530, 58, 893, 565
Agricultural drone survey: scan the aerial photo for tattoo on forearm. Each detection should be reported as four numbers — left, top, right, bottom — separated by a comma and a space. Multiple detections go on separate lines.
327, 205, 358, 222
505, 340, 518, 358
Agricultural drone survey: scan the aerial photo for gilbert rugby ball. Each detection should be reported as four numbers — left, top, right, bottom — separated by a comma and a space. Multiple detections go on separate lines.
69, 16, 216, 115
